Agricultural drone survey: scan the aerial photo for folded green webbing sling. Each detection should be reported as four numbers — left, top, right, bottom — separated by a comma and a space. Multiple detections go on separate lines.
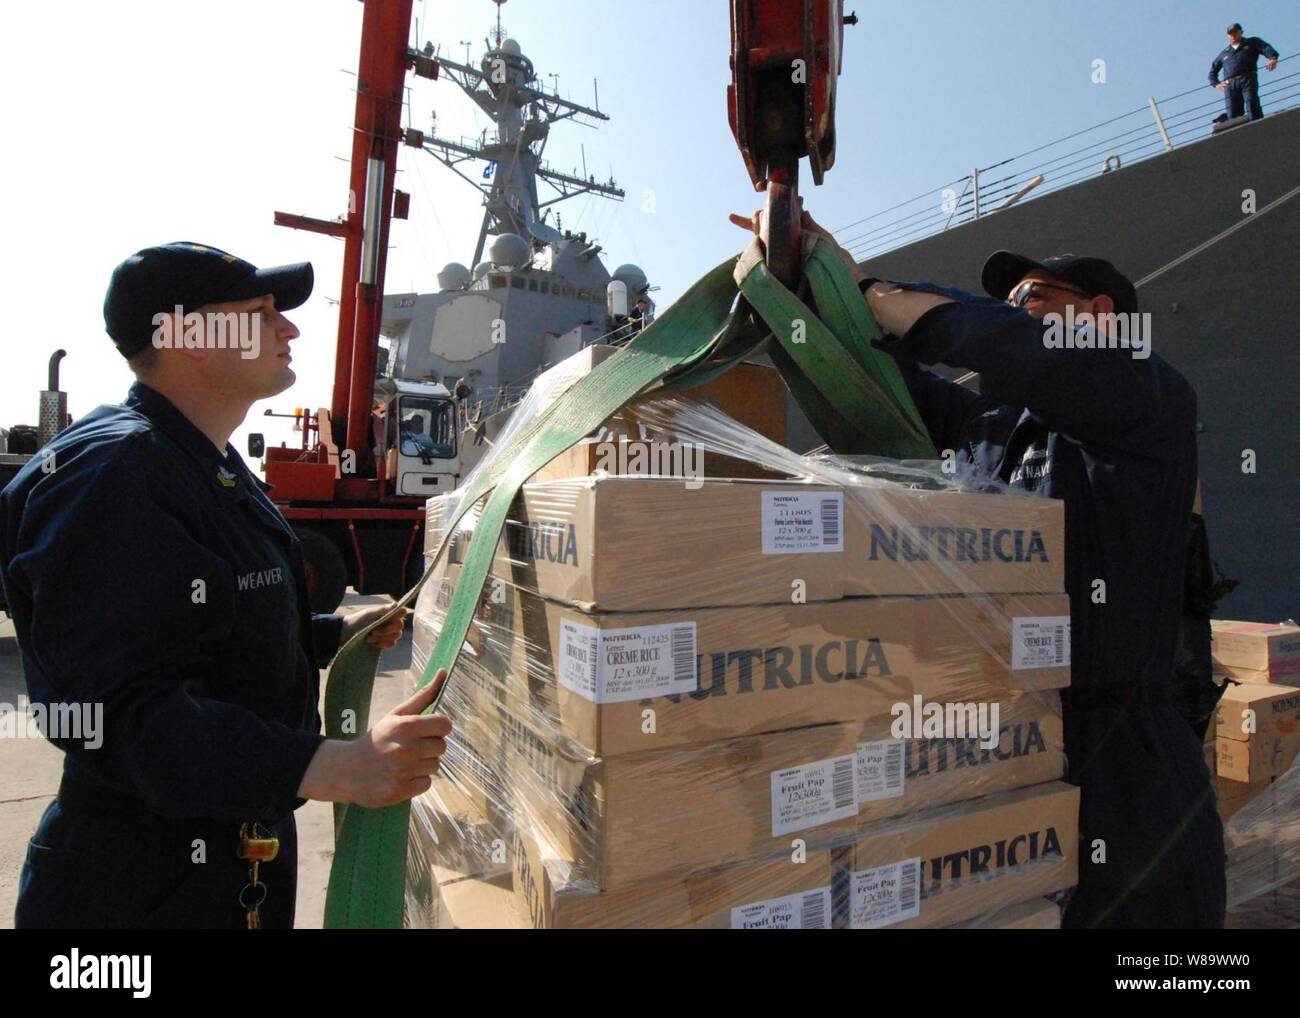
321, 239, 935, 928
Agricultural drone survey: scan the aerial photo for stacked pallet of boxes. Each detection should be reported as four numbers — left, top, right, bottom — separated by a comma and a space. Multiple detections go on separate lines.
1211, 621, 1300, 819
403, 346, 1080, 929
1210, 620, 1300, 912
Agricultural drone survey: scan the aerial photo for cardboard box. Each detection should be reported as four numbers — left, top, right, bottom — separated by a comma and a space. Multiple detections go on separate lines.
1221, 772, 1300, 906
403, 770, 838, 930
424, 871, 522, 930
1215, 683, 1300, 783
418, 858, 1069, 930
460, 346, 788, 486
1217, 737, 1300, 785
511, 821, 835, 929
1215, 774, 1274, 823
834, 781, 1080, 929
528, 345, 787, 446
404, 776, 516, 929
422, 563, 1071, 757
454, 689, 1065, 891
412, 838, 835, 930
428, 476, 848, 611
1216, 682, 1300, 743
531, 353, 789, 483
844, 485, 1065, 596
947, 896, 1062, 929
1212, 620, 1300, 682
426, 476, 1067, 612
403, 778, 1077, 930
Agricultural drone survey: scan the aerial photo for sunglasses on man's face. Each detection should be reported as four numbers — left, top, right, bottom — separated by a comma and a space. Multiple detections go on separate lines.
1008, 279, 1094, 308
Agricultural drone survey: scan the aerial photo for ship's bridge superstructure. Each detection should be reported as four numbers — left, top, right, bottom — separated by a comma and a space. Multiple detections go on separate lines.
383, 18, 650, 404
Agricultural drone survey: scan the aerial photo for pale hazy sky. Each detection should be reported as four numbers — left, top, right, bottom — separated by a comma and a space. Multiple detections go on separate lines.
2, 0, 1294, 458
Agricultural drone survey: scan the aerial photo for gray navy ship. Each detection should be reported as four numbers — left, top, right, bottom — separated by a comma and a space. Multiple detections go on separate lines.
379, 24, 652, 419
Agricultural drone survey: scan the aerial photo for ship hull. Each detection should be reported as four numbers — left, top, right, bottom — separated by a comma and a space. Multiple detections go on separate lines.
859, 108, 1300, 622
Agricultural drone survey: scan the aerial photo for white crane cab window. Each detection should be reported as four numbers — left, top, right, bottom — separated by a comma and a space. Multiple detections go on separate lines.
396, 396, 457, 460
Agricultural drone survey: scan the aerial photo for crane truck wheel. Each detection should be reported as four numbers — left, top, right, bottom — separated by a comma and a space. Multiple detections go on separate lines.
294, 527, 347, 614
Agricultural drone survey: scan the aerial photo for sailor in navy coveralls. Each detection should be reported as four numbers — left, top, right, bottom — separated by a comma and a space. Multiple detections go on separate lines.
802, 214, 1224, 928
1210, 23, 1280, 122
1, 243, 449, 928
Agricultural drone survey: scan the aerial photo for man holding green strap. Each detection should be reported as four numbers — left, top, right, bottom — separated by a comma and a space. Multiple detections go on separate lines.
802, 215, 1224, 929
3, 242, 452, 928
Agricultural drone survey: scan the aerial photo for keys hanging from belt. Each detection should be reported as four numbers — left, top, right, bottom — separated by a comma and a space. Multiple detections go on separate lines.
237, 822, 280, 930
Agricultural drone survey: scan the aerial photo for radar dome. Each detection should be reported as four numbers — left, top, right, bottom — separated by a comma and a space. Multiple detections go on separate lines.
498, 38, 522, 57
437, 262, 471, 291
612, 264, 648, 294
489, 233, 531, 270
472, 261, 493, 280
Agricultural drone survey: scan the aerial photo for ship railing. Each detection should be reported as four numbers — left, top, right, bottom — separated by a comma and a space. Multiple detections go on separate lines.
837, 54, 1300, 261
461, 384, 535, 425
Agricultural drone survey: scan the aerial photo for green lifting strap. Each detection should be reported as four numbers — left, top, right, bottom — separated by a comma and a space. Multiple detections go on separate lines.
320, 240, 935, 928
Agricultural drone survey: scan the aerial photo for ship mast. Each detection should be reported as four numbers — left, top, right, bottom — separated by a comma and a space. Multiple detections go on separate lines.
418, 0, 624, 266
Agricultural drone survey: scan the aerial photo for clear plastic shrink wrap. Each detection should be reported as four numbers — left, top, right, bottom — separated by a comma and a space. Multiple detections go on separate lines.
404, 344, 1083, 929
1217, 677, 1300, 925
1223, 760, 1300, 925
1202, 620, 1300, 924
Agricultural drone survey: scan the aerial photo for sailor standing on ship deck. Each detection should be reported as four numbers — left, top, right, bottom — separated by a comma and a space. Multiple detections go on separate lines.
627, 296, 652, 336
800, 216, 1224, 929
1210, 23, 1279, 123
0, 242, 450, 928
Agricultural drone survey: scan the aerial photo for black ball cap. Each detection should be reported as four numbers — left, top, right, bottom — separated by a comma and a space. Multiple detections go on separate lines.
981, 250, 1138, 315
103, 241, 314, 358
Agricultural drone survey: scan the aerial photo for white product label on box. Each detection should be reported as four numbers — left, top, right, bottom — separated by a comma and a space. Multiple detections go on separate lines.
850, 858, 922, 929
761, 491, 844, 554
558, 619, 601, 700
770, 753, 858, 837
731, 887, 833, 930
1012, 616, 1071, 669
856, 739, 906, 802
558, 619, 697, 703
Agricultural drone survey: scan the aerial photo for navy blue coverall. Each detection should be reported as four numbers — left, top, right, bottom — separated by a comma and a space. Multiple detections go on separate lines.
876, 283, 1226, 929
1210, 37, 1280, 121
0, 382, 343, 929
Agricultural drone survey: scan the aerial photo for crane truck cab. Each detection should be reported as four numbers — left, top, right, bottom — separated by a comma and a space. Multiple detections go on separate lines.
372, 377, 461, 498
248, 381, 465, 615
